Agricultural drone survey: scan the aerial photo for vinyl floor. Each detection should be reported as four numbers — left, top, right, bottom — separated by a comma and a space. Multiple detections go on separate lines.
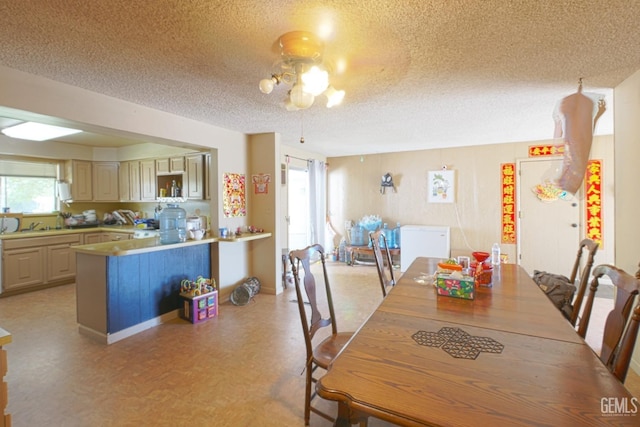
0, 262, 637, 427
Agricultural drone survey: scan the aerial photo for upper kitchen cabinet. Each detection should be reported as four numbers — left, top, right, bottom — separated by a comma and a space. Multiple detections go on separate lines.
92, 162, 119, 202
186, 154, 204, 199
204, 153, 211, 200
156, 157, 185, 175
140, 159, 157, 201
119, 161, 141, 202
66, 160, 93, 201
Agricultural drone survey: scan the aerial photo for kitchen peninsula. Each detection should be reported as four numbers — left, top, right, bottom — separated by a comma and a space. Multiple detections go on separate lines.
72, 232, 270, 344
74, 236, 215, 344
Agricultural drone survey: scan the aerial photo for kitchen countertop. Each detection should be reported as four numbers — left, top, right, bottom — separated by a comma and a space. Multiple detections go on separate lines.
73, 236, 217, 256
72, 232, 271, 256
0, 225, 138, 240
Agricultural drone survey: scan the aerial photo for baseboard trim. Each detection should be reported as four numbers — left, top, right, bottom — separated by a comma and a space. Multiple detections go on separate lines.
78, 309, 179, 345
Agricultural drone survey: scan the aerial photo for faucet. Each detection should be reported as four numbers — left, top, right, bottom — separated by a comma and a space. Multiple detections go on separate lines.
29, 221, 43, 231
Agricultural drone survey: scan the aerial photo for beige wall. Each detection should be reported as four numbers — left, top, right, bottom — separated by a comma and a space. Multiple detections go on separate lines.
328, 135, 615, 266
614, 69, 640, 374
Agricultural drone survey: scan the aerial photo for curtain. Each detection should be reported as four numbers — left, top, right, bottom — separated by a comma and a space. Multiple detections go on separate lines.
308, 159, 327, 250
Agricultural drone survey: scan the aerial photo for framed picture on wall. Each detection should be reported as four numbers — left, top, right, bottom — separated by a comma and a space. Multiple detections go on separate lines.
428, 170, 455, 203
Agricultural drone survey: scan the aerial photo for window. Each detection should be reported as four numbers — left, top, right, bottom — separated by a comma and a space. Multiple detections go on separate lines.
0, 158, 60, 213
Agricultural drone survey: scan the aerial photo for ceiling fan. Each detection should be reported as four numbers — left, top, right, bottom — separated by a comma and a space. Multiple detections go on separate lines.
258, 31, 345, 110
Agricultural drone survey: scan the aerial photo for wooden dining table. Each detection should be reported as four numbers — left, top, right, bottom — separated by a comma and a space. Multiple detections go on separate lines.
317, 257, 637, 426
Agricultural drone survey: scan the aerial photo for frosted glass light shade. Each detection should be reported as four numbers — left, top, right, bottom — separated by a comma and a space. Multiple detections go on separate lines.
259, 78, 276, 94
290, 84, 315, 109
301, 66, 329, 96
324, 86, 345, 108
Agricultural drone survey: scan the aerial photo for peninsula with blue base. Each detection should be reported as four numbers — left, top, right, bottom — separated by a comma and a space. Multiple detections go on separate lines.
74, 237, 214, 344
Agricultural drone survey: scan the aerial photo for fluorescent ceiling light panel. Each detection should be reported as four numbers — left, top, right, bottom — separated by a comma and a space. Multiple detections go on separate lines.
1, 122, 82, 141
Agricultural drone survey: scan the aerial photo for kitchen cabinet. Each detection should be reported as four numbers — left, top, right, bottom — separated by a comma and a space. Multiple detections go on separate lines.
93, 162, 119, 201
47, 243, 77, 282
204, 153, 211, 200
3, 246, 44, 290
119, 161, 141, 202
66, 160, 93, 201
156, 157, 185, 174
186, 154, 204, 199
2, 234, 81, 293
140, 160, 156, 201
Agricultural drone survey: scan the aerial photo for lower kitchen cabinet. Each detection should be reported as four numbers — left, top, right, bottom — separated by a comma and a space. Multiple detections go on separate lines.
3, 246, 44, 290
1, 234, 81, 294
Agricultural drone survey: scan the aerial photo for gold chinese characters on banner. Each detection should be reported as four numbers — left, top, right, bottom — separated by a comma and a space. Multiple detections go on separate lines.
528, 144, 564, 157
501, 163, 516, 244
585, 160, 603, 248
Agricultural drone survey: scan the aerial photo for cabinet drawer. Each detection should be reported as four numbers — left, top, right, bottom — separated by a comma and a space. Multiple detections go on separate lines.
3, 234, 81, 250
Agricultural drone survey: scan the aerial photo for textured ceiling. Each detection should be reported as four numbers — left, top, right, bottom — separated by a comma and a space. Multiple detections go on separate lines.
1, 1, 639, 156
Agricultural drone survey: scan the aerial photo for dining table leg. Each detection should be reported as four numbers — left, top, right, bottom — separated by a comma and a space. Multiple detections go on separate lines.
333, 401, 352, 427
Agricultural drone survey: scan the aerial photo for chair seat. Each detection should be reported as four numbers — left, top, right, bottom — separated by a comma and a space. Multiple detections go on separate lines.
313, 332, 354, 369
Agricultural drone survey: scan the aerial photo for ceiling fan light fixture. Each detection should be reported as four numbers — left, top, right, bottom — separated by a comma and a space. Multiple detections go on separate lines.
324, 86, 345, 108
259, 30, 344, 110
1, 122, 82, 141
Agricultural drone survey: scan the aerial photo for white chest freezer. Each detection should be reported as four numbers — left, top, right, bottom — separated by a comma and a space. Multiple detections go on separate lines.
400, 225, 451, 271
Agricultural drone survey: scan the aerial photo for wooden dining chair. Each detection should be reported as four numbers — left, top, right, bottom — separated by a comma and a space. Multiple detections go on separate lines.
567, 238, 599, 326
369, 230, 396, 297
289, 244, 368, 427
577, 264, 640, 382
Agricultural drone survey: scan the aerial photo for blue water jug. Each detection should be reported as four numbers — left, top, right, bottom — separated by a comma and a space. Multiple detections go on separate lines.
159, 203, 187, 244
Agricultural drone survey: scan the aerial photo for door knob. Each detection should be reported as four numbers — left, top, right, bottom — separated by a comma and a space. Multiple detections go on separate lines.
571, 223, 578, 228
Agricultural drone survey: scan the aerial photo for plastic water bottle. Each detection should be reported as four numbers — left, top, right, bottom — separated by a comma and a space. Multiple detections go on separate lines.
393, 222, 401, 248
491, 243, 501, 265
381, 223, 390, 248
338, 238, 346, 262
159, 203, 187, 244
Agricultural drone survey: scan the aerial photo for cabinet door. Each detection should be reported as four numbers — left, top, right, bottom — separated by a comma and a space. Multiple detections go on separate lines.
119, 161, 131, 201
47, 244, 76, 282
156, 158, 170, 175
93, 162, 119, 201
170, 157, 185, 173
140, 160, 157, 201
3, 247, 45, 290
71, 160, 93, 201
129, 161, 141, 201
186, 154, 204, 199
204, 153, 211, 200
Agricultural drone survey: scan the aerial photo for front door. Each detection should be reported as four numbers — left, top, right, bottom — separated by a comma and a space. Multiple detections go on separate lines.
517, 158, 580, 277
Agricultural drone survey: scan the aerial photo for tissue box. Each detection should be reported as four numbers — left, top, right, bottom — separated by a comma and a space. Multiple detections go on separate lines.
436, 274, 475, 300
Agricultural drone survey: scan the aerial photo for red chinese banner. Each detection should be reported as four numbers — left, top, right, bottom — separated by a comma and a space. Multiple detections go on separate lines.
528, 144, 564, 157
501, 163, 516, 244
585, 160, 603, 248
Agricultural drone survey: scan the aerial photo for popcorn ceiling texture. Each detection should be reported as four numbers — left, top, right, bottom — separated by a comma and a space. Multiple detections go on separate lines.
0, 1, 638, 156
